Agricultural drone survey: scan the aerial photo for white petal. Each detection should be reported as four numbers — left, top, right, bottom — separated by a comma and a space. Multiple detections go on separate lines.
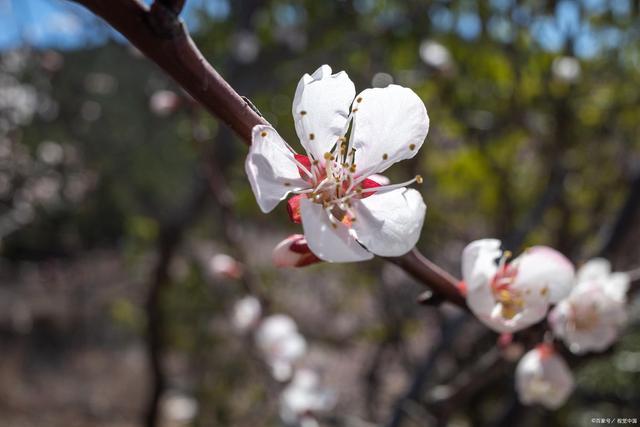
277, 332, 307, 363
256, 314, 298, 349
513, 246, 575, 303
351, 85, 429, 176
577, 258, 611, 283
467, 286, 510, 332
605, 272, 630, 302
299, 198, 373, 263
292, 65, 355, 160
461, 239, 501, 287
516, 348, 574, 409
246, 125, 309, 212
232, 296, 262, 332
351, 188, 426, 257
549, 282, 627, 354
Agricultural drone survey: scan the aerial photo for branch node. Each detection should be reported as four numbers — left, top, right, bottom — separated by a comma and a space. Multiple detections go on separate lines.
148, 1, 184, 38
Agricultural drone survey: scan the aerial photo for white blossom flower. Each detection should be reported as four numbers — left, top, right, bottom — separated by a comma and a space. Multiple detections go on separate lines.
161, 391, 198, 424
515, 344, 574, 409
280, 368, 336, 427
256, 314, 307, 381
245, 65, 429, 263
149, 90, 180, 116
231, 296, 262, 332
272, 234, 321, 268
548, 258, 629, 355
462, 239, 575, 333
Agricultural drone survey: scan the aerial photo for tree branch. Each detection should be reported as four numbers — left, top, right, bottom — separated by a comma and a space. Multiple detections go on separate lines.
387, 249, 467, 310
68, 0, 466, 309
69, 0, 267, 142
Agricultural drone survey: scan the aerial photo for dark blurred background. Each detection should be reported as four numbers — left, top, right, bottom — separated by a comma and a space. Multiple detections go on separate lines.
0, 0, 639, 426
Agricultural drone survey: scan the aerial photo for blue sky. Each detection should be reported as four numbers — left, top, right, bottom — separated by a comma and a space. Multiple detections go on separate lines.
0, 0, 231, 50
0, 0, 626, 58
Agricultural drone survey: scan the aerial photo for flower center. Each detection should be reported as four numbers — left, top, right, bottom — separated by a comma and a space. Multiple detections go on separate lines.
491, 252, 524, 320
571, 302, 600, 331
299, 140, 421, 227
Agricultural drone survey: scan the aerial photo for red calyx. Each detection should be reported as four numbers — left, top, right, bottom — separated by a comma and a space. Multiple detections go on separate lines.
359, 178, 381, 199
457, 280, 468, 297
294, 154, 312, 180
288, 235, 321, 267
287, 195, 303, 224
536, 343, 555, 358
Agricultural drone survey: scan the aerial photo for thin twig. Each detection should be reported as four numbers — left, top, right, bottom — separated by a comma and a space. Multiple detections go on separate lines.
386, 249, 467, 310
144, 177, 210, 427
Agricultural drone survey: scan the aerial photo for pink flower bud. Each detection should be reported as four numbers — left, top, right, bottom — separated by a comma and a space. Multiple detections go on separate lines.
208, 253, 243, 280
272, 234, 321, 268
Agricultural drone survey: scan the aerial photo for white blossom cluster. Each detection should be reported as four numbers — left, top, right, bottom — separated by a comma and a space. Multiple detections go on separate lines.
461, 239, 631, 409
232, 296, 336, 426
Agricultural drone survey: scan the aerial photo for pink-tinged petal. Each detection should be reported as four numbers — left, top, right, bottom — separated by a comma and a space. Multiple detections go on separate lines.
515, 347, 574, 409
577, 258, 611, 283
513, 246, 575, 303
548, 277, 627, 355
606, 272, 630, 302
351, 188, 426, 257
246, 125, 310, 213
272, 234, 321, 268
351, 85, 429, 176
299, 198, 373, 263
292, 65, 355, 160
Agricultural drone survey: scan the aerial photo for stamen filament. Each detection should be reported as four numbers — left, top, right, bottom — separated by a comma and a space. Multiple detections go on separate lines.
359, 175, 423, 195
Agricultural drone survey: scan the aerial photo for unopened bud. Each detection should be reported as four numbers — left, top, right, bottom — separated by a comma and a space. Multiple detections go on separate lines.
208, 253, 243, 280
272, 234, 321, 268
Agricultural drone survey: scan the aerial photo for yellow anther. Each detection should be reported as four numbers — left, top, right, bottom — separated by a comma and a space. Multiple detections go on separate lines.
349, 165, 357, 173
324, 152, 333, 160
416, 175, 423, 184
503, 250, 513, 259
501, 305, 518, 320
498, 289, 512, 302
